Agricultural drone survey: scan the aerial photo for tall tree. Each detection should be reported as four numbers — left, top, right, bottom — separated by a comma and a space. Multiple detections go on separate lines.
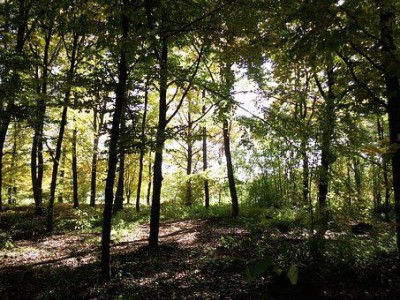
72, 118, 79, 208
135, 78, 149, 212
377, 0, 400, 256
47, 23, 82, 231
101, 0, 130, 281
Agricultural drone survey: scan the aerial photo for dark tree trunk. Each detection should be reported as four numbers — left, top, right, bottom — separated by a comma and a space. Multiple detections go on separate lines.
47, 104, 69, 232
185, 110, 193, 206
202, 104, 210, 209
32, 22, 53, 214
316, 67, 336, 233
353, 158, 362, 201
90, 99, 106, 207
47, 33, 78, 231
90, 107, 99, 207
149, 35, 168, 248
114, 113, 126, 213
301, 140, 309, 205
0, 119, 10, 211
72, 120, 79, 208
0, 0, 29, 211
377, 116, 391, 221
146, 151, 152, 206
101, 1, 129, 280
8, 120, 18, 205
31, 66, 41, 214
223, 119, 239, 217
136, 80, 149, 212
379, 2, 400, 256
58, 149, 66, 203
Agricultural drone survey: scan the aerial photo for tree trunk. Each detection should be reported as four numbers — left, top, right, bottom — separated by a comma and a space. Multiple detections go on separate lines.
47, 33, 78, 231
301, 140, 309, 205
101, 1, 129, 280
7, 120, 18, 205
353, 158, 362, 201
0, 0, 29, 211
58, 149, 66, 203
146, 151, 152, 206
90, 99, 106, 207
223, 119, 239, 217
316, 67, 336, 233
0, 119, 11, 211
114, 147, 125, 212
38, 26, 52, 207
149, 34, 168, 248
72, 120, 79, 208
114, 112, 126, 213
136, 80, 149, 212
379, 1, 400, 257
202, 104, 210, 208
185, 110, 193, 206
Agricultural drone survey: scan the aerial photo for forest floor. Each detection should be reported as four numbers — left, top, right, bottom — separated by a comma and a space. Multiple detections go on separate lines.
0, 204, 400, 299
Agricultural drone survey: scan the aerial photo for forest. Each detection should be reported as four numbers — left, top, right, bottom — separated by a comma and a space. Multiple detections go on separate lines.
1, 0, 400, 298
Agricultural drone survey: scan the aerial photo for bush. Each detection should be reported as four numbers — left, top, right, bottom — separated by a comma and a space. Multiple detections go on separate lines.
246, 175, 281, 208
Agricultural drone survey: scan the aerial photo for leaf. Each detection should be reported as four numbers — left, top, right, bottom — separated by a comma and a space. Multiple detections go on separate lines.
245, 256, 274, 283
287, 264, 299, 285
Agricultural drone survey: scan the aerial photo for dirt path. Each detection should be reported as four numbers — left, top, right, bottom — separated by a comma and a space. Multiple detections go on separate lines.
0, 218, 267, 299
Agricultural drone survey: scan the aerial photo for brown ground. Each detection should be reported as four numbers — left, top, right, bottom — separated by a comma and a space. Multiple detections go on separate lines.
1, 207, 399, 299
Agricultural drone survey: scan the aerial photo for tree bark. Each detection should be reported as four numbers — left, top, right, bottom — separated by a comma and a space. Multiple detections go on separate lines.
114, 112, 126, 213
223, 119, 239, 217
146, 151, 152, 206
136, 79, 149, 212
47, 33, 78, 232
8, 120, 18, 205
149, 35, 168, 248
90, 99, 106, 206
185, 110, 193, 206
301, 140, 309, 205
101, 1, 129, 280
379, 1, 400, 256
72, 120, 79, 208
0, 0, 29, 211
58, 149, 66, 203
32, 21, 53, 214
316, 66, 336, 233
202, 104, 210, 208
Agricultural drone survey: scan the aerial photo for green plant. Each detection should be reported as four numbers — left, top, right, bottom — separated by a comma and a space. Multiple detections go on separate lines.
0, 232, 14, 250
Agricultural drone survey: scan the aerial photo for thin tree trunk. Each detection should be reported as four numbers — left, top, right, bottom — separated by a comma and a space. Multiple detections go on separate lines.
316, 66, 336, 234
90, 107, 99, 206
101, 1, 129, 280
353, 158, 362, 201
146, 151, 152, 206
58, 148, 66, 203
185, 110, 193, 206
114, 112, 126, 213
223, 119, 239, 217
377, 116, 391, 221
0, 119, 10, 211
8, 120, 18, 205
202, 103, 210, 208
72, 119, 79, 208
47, 33, 78, 232
90, 99, 106, 207
301, 140, 309, 205
149, 35, 168, 248
136, 79, 149, 212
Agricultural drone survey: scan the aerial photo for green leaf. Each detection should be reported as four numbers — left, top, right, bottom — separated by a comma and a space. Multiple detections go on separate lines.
245, 256, 274, 283
287, 264, 299, 285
